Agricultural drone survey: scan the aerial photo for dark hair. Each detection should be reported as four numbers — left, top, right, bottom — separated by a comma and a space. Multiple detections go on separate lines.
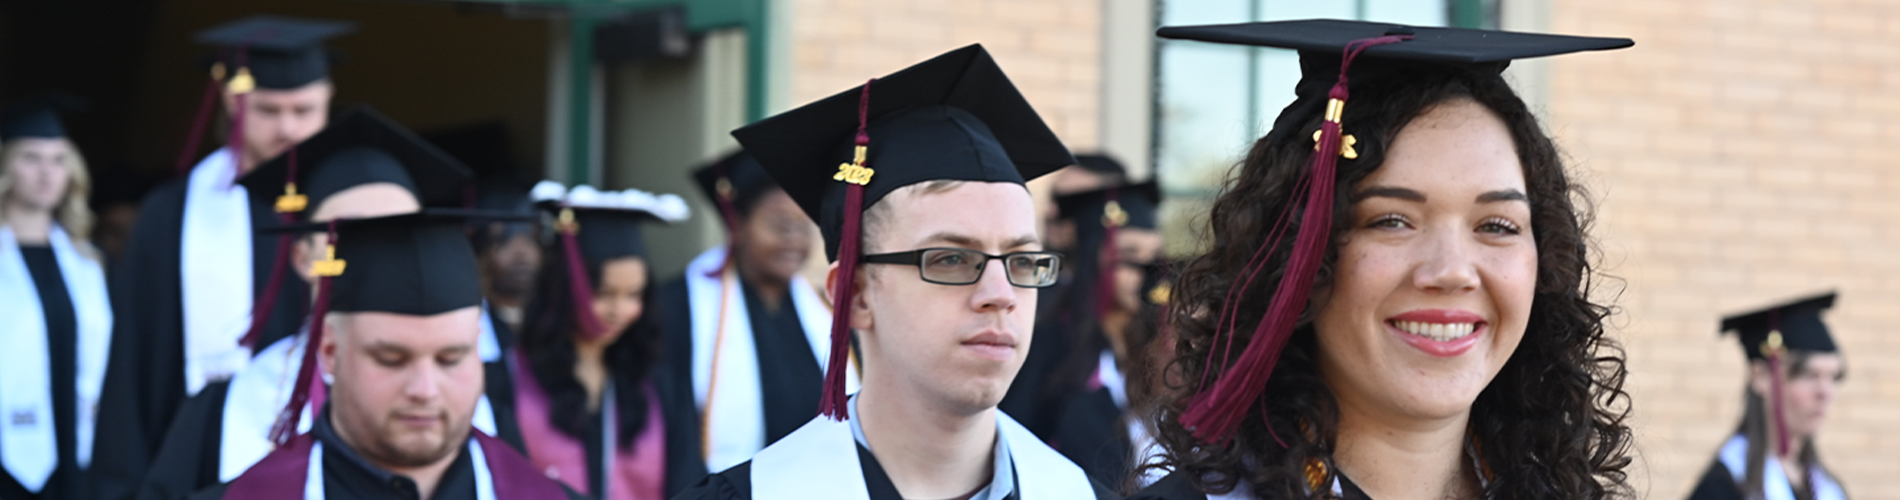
1150, 68, 1632, 498
520, 251, 660, 448
1737, 350, 1843, 499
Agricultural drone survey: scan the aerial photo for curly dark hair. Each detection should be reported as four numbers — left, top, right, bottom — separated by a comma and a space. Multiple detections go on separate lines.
1149, 67, 1633, 498
520, 251, 661, 448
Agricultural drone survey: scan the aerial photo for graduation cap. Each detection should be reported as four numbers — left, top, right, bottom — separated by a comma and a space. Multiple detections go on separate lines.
1072, 153, 1127, 178
731, 43, 1074, 420
242, 105, 472, 217
1159, 19, 1632, 444
1, 92, 85, 141
196, 15, 355, 91
530, 181, 689, 338
1055, 180, 1161, 322
261, 209, 523, 444
237, 106, 472, 350
1718, 291, 1840, 457
177, 15, 354, 174
690, 150, 782, 274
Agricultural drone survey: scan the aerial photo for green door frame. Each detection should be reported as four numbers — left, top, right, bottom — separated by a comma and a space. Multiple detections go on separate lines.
456, 0, 770, 184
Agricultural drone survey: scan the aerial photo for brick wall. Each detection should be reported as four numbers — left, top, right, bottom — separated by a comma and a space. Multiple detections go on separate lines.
1547, 0, 1900, 497
783, 0, 1103, 151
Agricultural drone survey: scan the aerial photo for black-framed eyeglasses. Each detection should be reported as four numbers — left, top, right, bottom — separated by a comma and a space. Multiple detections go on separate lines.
860, 248, 1064, 288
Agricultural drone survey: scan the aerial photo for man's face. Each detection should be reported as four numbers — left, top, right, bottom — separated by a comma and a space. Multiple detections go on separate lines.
734, 189, 814, 286
320, 308, 483, 468
226, 80, 333, 172
847, 181, 1041, 416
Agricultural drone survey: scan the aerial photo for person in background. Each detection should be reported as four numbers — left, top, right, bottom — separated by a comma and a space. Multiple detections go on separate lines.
655, 150, 843, 481
484, 181, 697, 499
1688, 293, 1848, 500
135, 106, 509, 500
93, 17, 354, 500
0, 93, 112, 500
87, 164, 156, 274
471, 177, 542, 349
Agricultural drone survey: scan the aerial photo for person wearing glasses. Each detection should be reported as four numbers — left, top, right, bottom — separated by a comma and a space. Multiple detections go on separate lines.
674, 44, 1115, 499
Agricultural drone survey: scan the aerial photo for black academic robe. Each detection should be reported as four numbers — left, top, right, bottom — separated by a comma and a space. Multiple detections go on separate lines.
483, 355, 702, 498
1053, 387, 1132, 490
0, 247, 85, 500
674, 446, 1122, 500
1129, 470, 1372, 500
654, 276, 824, 465
91, 178, 308, 500
181, 408, 584, 500
1687, 460, 1745, 500
1000, 320, 1090, 442
135, 362, 529, 500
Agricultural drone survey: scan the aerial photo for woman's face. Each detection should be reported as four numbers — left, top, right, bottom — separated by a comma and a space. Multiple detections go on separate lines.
735, 189, 814, 285
1110, 227, 1163, 313
1758, 353, 1844, 442
586, 257, 648, 344
5, 138, 73, 212
1312, 98, 1538, 422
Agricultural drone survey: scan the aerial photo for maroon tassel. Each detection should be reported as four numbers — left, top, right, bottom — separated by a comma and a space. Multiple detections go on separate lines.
271, 221, 338, 445
174, 61, 225, 176
1094, 190, 1123, 319
1180, 35, 1410, 445
1765, 352, 1791, 456
817, 79, 877, 421
559, 209, 609, 338
706, 161, 743, 278
244, 149, 300, 351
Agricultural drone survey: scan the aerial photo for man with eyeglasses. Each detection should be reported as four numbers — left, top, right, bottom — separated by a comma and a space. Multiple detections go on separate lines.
674, 45, 1116, 500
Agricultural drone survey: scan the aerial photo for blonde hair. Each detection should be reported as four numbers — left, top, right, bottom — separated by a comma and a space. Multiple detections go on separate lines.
0, 137, 98, 260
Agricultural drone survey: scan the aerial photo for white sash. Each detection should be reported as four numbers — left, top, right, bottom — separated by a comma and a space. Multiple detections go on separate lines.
0, 225, 111, 491
686, 247, 855, 472
219, 334, 499, 482
478, 301, 503, 363
1719, 434, 1848, 500
300, 438, 499, 500
751, 410, 1093, 500
180, 149, 255, 395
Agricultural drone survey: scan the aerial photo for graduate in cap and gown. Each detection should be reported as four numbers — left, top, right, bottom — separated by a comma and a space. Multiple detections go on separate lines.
469, 179, 542, 361
183, 210, 578, 500
1688, 293, 1849, 500
134, 106, 520, 500
675, 43, 1114, 500
654, 151, 847, 479
479, 181, 698, 499
1128, 20, 1634, 499
93, 16, 353, 499
0, 93, 113, 500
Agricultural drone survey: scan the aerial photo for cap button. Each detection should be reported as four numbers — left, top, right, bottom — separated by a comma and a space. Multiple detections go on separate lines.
1384, 26, 1416, 36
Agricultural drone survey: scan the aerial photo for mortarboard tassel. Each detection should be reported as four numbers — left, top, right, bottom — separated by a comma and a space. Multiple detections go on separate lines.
706, 163, 743, 278
175, 56, 228, 176
271, 220, 343, 445
1180, 34, 1410, 445
243, 148, 305, 351
226, 50, 255, 170
1762, 315, 1792, 457
558, 208, 610, 338
1094, 191, 1125, 320
818, 79, 878, 421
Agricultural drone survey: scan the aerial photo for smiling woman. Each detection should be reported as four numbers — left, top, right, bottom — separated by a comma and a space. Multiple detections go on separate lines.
1133, 20, 1634, 500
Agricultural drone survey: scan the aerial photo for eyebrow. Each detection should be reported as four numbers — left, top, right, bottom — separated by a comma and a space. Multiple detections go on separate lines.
919, 232, 1042, 251
1352, 186, 1530, 204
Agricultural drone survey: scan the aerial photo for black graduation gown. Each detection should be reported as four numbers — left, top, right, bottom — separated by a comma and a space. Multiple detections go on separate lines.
1128, 470, 1372, 500
1687, 460, 1744, 500
91, 178, 309, 500
1053, 387, 1132, 491
674, 446, 1122, 500
999, 320, 1089, 442
482, 356, 701, 498
181, 408, 585, 500
0, 246, 85, 500
654, 275, 824, 466
135, 361, 529, 500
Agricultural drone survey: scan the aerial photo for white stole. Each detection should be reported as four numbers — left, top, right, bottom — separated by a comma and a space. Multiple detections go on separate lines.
686, 246, 855, 472
300, 438, 499, 500
751, 409, 1093, 500
477, 301, 503, 363
1719, 434, 1848, 500
219, 334, 500, 482
0, 225, 111, 491
180, 148, 256, 395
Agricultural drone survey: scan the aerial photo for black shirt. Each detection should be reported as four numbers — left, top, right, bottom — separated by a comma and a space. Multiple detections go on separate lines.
0, 245, 83, 500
